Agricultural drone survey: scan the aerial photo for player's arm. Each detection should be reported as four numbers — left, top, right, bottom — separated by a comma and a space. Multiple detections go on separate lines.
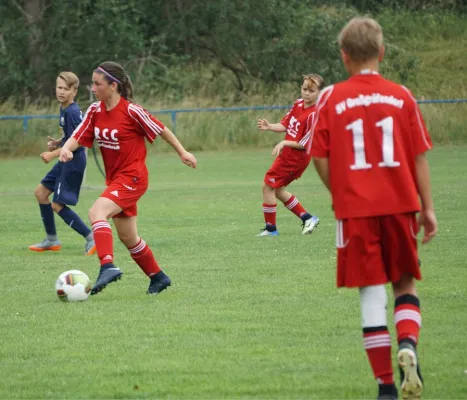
257, 119, 287, 132
415, 153, 437, 243
40, 148, 62, 164
59, 137, 80, 162
272, 140, 304, 156
313, 157, 331, 192
160, 127, 197, 169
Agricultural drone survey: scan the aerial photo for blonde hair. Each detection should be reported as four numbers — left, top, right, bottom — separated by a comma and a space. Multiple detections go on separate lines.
58, 71, 80, 90
303, 74, 324, 90
338, 17, 383, 62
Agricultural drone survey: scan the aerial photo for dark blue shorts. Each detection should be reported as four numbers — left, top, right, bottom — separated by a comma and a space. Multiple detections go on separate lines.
41, 149, 86, 206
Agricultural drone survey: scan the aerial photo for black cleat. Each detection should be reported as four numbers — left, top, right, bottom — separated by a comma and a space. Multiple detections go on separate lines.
147, 271, 171, 295
377, 383, 398, 399
90, 264, 123, 295
398, 342, 423, 399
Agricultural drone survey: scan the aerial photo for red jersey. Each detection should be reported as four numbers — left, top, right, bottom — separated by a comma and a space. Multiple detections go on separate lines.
72, 97, 164, 185
309, 72, 432, 220
278, 99, 316, 168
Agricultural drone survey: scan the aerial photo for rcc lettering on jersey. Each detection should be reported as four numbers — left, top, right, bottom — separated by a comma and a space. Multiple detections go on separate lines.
94, 127, 119, 141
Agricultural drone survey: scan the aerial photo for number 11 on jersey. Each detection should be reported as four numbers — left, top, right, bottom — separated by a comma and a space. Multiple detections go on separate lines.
346, 117, 401, 170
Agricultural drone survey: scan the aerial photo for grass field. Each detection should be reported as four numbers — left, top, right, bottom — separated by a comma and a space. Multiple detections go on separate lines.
0, 146, 465, 399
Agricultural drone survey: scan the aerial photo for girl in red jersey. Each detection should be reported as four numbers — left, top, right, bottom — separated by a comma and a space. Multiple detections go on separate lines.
256, 74, 323, 237
59, 61, 197, 296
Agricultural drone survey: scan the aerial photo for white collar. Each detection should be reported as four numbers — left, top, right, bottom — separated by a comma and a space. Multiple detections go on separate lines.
359, 69, 379, 75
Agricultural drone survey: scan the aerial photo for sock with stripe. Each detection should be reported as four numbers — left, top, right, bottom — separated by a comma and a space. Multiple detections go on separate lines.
262, 203, 277, 231
92, 220, 114, 266
360, 285, 394, 385
363, 326, 394, 385
127, 238, 161, 277
58, 206, 92, 238
394, 294, 421, 346
283, 195, 311, 221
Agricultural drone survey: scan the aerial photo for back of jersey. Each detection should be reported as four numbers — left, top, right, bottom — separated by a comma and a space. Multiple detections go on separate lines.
311, 72, 432, 219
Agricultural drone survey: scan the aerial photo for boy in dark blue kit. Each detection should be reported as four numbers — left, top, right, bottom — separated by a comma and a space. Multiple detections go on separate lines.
29, 71, 96, 255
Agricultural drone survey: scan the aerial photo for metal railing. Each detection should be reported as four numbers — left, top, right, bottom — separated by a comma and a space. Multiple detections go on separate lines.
1, 99, 466, 135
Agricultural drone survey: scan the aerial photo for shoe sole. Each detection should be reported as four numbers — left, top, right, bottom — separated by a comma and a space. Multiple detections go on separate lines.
85, 245, 97, 256
302, 220, 320, 235
398, 348, 423, 399
29, 245, 62, 252
147, 281, 171, 295
90, 272, 123, 296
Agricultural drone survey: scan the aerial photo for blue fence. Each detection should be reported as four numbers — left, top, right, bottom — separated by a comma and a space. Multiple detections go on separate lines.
1, 100, 466, 135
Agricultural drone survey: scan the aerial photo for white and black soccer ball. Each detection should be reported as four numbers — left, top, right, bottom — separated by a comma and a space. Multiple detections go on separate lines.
55, 270, 91, 302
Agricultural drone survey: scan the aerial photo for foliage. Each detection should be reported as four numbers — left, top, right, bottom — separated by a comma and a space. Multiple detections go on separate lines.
1, 0, 449, 106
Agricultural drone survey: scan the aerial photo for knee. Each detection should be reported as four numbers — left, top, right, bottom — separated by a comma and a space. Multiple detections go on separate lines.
34, 185, 47, 202
262, 182, 273, 193
51, 202, 64, 213
118, 231, 138, 248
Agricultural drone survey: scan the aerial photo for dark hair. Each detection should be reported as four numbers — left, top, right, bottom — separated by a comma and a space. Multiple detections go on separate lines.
96, 61, 134, 102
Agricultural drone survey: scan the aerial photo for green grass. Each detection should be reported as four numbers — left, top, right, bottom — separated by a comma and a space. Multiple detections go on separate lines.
0, 146, 466, 399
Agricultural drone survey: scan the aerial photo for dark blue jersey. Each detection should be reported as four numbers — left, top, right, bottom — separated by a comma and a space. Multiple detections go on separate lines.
60, 102, 83, 146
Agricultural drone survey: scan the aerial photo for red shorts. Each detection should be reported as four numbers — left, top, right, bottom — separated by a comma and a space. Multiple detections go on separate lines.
264, 158, 308, 188
101, 176, 148, 218
336, 213, 421, 288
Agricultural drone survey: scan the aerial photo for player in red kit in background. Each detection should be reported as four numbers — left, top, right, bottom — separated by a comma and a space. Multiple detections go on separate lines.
309, 18, 437, 400
59, 61, 197, 296
256, 74, 323, 237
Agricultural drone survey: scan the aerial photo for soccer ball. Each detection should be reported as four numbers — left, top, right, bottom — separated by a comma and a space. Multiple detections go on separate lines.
55, 270, 91, 302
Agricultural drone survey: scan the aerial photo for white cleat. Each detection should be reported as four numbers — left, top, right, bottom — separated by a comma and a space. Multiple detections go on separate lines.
302, 216, 320, 235
255, 229, 279, 237
398, 347, 423, 400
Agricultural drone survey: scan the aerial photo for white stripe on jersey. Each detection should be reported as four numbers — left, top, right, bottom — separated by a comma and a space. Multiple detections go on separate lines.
72, 102, 100, 142
298, 111, 316, 147
401, 86, 432, 150
307, 85, 335, 154
128, 104, 163, 142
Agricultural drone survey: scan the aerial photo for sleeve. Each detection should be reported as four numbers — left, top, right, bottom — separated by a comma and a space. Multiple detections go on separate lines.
63, 106, 83, 140
71, 102, 99, 148
308, 86, 334, 157
128, 103, 165, 143
402, 87, 433, 154
280, 102, 298, 128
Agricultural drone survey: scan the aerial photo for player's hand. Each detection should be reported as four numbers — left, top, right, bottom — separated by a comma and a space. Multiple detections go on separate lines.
418, 208, 437, 244
47, 136, 61, 151
59, 148, 73, 163
40, 151, 55, 164
272, 141, 285, 156
180, 151, 197, 169
257, 119, 270, 131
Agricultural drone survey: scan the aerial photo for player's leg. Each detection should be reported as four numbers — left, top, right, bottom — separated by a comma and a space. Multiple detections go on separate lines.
29, 182, 62, 252
53, 201, 95, 255
256, 181, 278, 237
275, 186, 319, 234
383, 213, 423, 399
360, 285, 398, 399
337, 218, 397, 399
113, 216, 171, 295
393, 276, 423, 399
88, 197, 123, 295
54, 163, 95, 255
